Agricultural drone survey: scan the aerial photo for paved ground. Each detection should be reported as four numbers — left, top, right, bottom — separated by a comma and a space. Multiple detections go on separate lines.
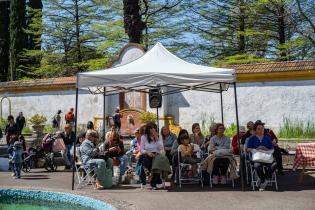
1, 167, 315, 210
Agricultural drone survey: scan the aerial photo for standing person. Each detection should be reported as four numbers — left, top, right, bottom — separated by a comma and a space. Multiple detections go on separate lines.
112, 107, 123, 132
61, 124, 76, 169
10, 140, 23, 179
5, 115, 19, 146
15, 112, 26, 135
65, 108, 75, 127
160, 126, 177, 165
52, 110, 62, 131
190, 123, 205, 148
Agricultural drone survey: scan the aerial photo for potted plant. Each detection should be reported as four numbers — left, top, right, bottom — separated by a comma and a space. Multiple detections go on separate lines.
29, 114, 47, 136
139, 111, 157, 124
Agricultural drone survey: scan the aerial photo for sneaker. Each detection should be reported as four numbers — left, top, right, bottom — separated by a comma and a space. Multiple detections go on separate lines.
259, 181, 268, 191
140, 184, 145, 189
11, 173, 16, 177
220, 176, 227, 184
213, 175, 219, 184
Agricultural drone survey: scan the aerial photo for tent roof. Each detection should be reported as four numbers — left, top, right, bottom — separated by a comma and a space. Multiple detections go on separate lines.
77, 42, 236, 95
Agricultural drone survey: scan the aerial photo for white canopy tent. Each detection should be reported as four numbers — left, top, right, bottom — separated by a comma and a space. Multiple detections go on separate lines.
77, 42, 235, 95
73, 42, 244, 190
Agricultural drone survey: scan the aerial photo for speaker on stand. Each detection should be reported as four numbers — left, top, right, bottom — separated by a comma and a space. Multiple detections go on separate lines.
149, 88, 162, 131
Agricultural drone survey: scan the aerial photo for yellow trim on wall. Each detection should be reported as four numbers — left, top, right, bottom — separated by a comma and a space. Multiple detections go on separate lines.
237, 70, 315, 83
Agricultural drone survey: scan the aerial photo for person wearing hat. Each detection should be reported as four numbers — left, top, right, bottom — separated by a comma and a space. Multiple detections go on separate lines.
231, 126, 246, 155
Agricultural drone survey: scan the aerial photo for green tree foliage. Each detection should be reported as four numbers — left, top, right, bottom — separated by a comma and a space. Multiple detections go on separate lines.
0, 0, 10, 82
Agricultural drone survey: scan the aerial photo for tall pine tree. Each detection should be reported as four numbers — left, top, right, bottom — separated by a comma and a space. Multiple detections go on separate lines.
9, 0, 27, 80
0, 0, 10, 81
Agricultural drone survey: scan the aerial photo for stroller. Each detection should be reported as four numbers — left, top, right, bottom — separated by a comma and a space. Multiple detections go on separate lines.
23, 134, 58, 172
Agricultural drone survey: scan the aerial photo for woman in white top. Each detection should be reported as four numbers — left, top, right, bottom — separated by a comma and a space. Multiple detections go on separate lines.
139, 122, 164, 189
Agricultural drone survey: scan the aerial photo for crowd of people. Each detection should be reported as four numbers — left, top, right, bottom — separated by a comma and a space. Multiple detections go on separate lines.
2, 107, 285, 191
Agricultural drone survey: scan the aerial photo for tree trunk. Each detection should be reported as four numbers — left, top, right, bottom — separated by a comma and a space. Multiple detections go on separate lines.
9, 0, 27, 80
239, 0, 246, 53
123, 0, 146, 44
278, 4, 287, 60
74, 0, 82, 62
0, 0, 10, 82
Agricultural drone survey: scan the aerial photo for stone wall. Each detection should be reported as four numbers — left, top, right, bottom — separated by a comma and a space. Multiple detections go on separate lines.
1, 80, 315, 133
167, 80, 315, 132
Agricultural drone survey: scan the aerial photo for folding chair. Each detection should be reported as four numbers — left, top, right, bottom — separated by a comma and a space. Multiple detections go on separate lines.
75, 161, 97, 189
177, 145, 203, 188
75, 149, 98, 189
248, 158, 278, 191
209, 158, 235, 189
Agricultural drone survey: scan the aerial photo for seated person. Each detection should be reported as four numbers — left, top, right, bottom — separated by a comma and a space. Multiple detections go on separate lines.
204, 123, 217, 154
246, 121, 277, 191
161, 126, 177, 165
262, 121, 284, 175
126, 128, 141, 166
231, 126, 246, 155
208, 123, 231, 184
105, 132, 128, 177
178, 134, 199, 177
140, 122, 166, 189
189, 123, 205, 148
80, 130, 110, 190
241, 121, 254, 145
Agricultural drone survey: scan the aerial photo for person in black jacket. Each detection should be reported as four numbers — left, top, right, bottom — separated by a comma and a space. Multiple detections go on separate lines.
16, 112, 26, 135
5, 115, 19, 146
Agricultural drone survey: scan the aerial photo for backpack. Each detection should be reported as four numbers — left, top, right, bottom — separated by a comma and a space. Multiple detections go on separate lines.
65, 112, 74, 122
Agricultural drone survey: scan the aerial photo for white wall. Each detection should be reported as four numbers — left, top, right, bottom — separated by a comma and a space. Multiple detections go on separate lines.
1, 80, 315, 132
166, 80, 315, 132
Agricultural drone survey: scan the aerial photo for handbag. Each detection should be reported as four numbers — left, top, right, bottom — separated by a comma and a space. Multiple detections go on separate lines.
52, 138, 66, 152
251, 149, 274, 163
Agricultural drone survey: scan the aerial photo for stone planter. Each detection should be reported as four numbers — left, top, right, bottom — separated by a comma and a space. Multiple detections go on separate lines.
32, 125, 45, 138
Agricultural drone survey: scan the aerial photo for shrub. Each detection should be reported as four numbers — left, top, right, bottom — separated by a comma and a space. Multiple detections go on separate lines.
0, 118, 7, 131
278, 118, 315, 139
22, 127, 33, 134
29, 114, 47, 125
139, 111, 157, 124
200, 112, 215, 136
44, 125, 54, 133
224, 123, 237, 137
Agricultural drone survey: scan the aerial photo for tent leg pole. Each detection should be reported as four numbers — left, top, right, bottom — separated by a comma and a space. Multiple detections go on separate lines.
72, 88, 79, 190
156, 107, 159, 133
233, 82, 244, 191
103, 87, 106, 142
220, 83, 224, 124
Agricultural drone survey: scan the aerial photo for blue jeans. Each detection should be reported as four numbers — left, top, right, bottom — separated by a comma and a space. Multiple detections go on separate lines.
14, 162, 22, 178
118, 155, 128, 175
66, 144, 73, 165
